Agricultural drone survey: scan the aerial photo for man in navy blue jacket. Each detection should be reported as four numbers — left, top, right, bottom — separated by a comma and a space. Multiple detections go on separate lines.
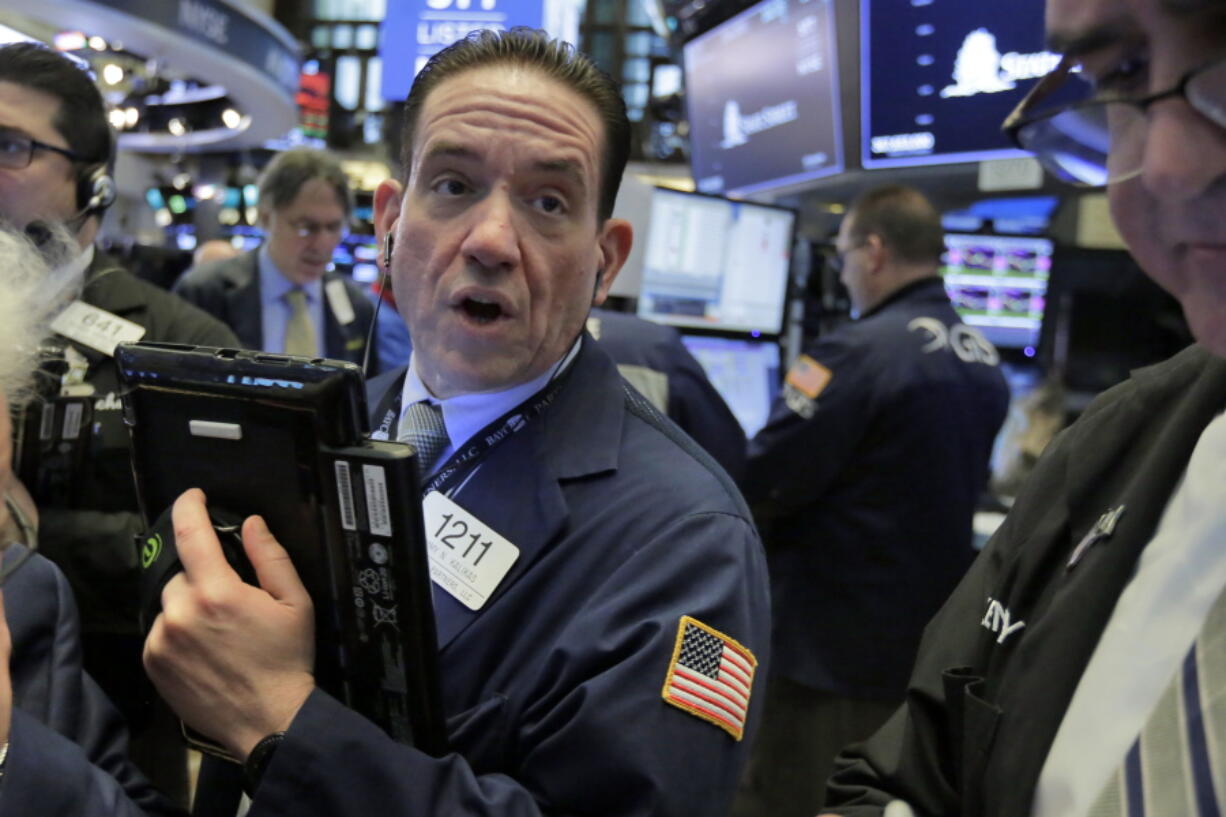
144, 28, 771, 817
734, 186, 1009, 817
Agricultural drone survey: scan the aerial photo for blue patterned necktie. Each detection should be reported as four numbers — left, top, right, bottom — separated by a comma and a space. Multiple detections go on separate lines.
397, 400, 449, 474
1087, 585, 1226, 817
1086, 416, 1226, 817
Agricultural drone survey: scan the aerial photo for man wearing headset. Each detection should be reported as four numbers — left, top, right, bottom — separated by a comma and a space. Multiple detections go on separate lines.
0, 42, 237, 807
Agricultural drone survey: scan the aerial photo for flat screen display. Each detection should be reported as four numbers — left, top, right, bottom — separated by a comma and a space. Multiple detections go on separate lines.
941, 234, 1053, 351
680, 335, 782, 439
637, 188, 796, 336
861, 0, 1060, 169
684, 0, 843, 195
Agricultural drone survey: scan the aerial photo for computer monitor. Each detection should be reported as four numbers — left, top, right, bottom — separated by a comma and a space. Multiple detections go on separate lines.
860, 0, 1063, 169
680, 334, 782, 439
684, 0, 844, 195
941, 233, 1053, 353
637, 187, 796, 336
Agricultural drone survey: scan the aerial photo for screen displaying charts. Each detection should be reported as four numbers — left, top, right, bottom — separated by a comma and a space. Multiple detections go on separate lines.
861, 0, 1062, 169
637, 187, 796, 336
680, 335, 782, 439
941, 233, 1053, 351
684, 0, 843, 195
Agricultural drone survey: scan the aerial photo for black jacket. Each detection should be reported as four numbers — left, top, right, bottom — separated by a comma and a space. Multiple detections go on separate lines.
825, 344, 1226, 817
173, 249, 376, 368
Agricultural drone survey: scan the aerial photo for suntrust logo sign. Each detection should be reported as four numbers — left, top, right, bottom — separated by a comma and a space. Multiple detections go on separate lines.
720, 99, 799, 149
941, 28, 1061, 99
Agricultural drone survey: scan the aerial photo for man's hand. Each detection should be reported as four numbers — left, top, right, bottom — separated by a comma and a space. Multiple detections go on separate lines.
143, 489, 315, 760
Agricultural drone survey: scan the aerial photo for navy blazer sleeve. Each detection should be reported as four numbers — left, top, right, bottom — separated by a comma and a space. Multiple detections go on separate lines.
249, 510, 769, 817
0, 553, 182, 817
743, 333, 873, 508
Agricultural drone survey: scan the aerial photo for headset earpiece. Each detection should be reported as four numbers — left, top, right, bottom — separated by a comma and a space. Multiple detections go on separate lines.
382, 233, 394, 268
74, 124, 117, 218
77, 164, 117, 215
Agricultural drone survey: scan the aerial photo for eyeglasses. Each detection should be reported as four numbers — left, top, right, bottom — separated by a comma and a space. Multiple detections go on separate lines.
1003, 53, 1226, 187
829, 242, 867, 274
0, 130, 85, 170
289, 219, 349, 240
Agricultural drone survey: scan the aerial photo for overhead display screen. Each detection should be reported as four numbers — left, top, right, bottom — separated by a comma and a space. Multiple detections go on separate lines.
684, 0, 843, 195
861, 0, 1060, 169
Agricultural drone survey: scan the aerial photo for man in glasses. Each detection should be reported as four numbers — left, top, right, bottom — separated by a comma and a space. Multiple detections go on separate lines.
0, 42, 236, 807
822, 2, 1226, 815
734, 185, 1009, 817
175, 148, 378, 369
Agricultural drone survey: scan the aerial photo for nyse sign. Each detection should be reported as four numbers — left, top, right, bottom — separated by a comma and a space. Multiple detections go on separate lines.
381, 0, 544, 102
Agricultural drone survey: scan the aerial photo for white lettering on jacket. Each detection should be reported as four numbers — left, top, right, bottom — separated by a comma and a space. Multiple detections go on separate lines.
981, 596, 1026, 644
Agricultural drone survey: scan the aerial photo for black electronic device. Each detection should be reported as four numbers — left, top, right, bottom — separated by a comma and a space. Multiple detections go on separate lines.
116, 342, 447, 759
11, 342, 91, 510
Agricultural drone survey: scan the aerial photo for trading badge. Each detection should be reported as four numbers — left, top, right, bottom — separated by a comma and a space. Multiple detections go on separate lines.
661, 615, 757, 740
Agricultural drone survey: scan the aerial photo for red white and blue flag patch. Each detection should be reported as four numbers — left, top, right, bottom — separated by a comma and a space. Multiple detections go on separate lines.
661, 615, 757, 740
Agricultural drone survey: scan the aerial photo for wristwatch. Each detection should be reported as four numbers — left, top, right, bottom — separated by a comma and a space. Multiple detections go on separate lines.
242, 731, 286, 797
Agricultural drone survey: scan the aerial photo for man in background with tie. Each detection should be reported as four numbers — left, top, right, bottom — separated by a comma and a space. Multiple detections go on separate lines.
820, 0, 1226, 815
143, 28, 770, 817
174, 148, 376, 368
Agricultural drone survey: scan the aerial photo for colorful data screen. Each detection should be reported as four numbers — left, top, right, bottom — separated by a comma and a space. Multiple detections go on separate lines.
941, 233, 1053, 351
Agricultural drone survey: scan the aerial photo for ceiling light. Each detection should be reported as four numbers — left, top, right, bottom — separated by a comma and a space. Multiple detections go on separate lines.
102, 63, 124, 85
88, 35, 107, 51
125, 107, 139, 127
108, 109, 126, 129
221, 108, 242, 129
168, 118, 186, 136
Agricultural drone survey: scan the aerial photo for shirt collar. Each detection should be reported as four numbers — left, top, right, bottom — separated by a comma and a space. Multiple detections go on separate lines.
259, 246, 321, 304
399, 336, 584, 453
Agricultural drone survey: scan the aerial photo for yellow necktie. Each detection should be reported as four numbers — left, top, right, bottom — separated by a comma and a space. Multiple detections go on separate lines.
284, 289, 316, 357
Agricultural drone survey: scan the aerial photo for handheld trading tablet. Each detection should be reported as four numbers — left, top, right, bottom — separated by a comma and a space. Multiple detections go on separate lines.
116, 342, 447, 759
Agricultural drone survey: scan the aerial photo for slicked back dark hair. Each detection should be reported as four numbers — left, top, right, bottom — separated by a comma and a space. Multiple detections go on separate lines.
0, 42, 112, 169
846, 185, 946, 267
399, 28, 630, 222
258, 148, 353, 217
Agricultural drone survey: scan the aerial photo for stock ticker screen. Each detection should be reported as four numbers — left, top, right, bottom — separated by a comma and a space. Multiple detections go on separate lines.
941, 233, 1053, 352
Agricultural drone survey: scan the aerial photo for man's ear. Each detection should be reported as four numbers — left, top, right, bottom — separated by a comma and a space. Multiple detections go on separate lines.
592, 218, 633, 306
373, 179, 404, 266
864, 233, 888, 275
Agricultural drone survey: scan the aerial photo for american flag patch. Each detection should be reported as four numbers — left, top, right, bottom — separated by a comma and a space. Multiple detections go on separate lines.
785, 354, 833, 399
661, 616, 757, 740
